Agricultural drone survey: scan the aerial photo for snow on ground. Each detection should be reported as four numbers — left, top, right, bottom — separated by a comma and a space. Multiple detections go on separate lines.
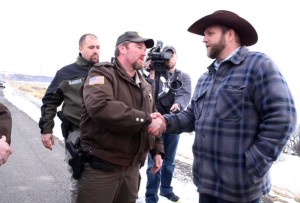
3, 83, 300, 203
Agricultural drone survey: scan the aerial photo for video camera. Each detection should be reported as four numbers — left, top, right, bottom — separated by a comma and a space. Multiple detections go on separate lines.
146, 40, 171, 71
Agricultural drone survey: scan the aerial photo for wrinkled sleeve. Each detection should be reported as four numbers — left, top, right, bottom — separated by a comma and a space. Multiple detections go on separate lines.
245, 59, 297, 183
39, 71, 64, 134
149, 136, 165, 159
0, 103, 12, 144
83, 67, 152, 134
164, 104, 195, 134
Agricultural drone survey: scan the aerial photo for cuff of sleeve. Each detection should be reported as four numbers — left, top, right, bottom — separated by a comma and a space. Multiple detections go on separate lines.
145, 115, 152, 127
150, 149, 165, 160
163, 115, 171, 133
134, 111, 152, 127
245, 147, 272, 184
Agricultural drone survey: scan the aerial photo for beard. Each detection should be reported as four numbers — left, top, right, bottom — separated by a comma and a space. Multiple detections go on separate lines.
207, 35, 226, 59
90, 54, 99, 64
166, 61, 175, 70
133, 60, 144, 70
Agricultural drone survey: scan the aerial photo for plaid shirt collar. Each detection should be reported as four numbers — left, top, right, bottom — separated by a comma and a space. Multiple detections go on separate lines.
214, 47, 241, 70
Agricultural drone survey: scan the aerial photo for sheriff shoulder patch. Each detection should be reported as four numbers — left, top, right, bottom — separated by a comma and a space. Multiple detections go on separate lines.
89, 76, 104, 85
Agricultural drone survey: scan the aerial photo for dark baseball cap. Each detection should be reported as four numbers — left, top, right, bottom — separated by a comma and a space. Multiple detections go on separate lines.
116, 31, 154, 48
163, 45, 176, 54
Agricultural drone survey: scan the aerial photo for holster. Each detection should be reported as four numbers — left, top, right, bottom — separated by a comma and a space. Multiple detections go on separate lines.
66, 138, 85, 180
68, 153, 84, 180
57, 111, 70, 139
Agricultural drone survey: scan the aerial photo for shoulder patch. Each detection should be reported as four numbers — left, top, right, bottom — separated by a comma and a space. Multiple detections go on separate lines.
89, 76, 105, 85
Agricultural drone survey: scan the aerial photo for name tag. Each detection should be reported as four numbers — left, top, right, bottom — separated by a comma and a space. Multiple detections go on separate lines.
69, 79, 82, 85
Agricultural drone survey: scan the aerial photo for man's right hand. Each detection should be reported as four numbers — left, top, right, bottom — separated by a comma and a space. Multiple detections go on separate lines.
147, 113, 167, 136
151, 154, 162, 174
41, 133, 55, 150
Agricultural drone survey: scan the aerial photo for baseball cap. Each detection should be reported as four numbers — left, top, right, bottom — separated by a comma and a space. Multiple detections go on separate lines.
163, 45, 176, 54
116, 31, 154, 48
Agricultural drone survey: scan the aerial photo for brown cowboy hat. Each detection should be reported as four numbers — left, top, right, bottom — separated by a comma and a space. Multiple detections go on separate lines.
187, 10, 258, 46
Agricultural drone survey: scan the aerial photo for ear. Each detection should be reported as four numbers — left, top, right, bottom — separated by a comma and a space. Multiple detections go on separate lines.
119, 44, 127, 55
227, 29, 237, 43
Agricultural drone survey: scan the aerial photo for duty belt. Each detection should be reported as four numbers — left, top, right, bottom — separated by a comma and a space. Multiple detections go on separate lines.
86, 155, 119, 172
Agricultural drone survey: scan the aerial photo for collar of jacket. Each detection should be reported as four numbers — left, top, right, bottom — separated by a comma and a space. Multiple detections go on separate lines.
113, 58, 145, 86
76, 53, 95, 68
207, 46, 249, 74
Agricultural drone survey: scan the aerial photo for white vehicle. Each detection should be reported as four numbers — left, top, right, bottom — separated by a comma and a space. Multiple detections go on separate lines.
0, 80, 6, 88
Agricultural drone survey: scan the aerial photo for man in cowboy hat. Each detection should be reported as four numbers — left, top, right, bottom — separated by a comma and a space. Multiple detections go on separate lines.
148, 10, 297, 203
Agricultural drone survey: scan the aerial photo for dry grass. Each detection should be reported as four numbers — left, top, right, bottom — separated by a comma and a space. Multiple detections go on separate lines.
9, 81, 47, 100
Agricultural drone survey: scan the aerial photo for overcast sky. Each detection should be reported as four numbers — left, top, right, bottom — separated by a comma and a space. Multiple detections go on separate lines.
1, 0, 299, 110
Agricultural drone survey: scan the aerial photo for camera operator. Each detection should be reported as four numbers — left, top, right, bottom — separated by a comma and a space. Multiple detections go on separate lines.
144, 45, 191, 203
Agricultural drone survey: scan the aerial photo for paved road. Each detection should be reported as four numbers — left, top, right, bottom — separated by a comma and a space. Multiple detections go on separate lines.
0, 88, 281, 203
0, 90, 69, 203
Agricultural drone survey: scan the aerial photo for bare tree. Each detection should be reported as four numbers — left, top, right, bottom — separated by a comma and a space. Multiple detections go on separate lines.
283, 124, 300, 156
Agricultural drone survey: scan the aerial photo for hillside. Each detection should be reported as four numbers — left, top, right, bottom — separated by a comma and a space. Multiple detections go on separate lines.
0, 73, 53, 83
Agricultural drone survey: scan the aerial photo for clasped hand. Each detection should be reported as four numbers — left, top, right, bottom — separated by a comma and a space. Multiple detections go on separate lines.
147, 112, 166, 136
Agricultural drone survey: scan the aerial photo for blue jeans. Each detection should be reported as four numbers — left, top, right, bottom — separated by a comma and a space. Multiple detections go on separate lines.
145, 133, 180, 203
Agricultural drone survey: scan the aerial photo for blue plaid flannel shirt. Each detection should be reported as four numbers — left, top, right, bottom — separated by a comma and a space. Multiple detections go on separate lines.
164, 46, 297, 202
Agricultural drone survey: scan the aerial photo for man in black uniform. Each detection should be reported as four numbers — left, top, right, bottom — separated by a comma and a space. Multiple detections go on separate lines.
39, 33, 100, 203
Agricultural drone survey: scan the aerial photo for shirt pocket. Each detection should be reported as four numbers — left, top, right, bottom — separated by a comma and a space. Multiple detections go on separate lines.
192, 90, 207, 119
216, 86, 245, 121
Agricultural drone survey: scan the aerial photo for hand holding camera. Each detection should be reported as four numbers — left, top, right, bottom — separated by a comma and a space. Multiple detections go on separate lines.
146, 40, 171, 72
170, 103, 181, 114
144, 60, 156, 79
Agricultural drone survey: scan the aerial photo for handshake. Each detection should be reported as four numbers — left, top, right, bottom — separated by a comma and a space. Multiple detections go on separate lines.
147, 112, 167, 136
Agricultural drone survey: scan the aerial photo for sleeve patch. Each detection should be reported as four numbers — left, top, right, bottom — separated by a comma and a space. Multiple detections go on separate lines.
89, 76, 105, 85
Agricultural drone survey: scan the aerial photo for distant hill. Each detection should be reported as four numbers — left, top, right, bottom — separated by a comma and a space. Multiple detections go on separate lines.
0, 73, 53, 83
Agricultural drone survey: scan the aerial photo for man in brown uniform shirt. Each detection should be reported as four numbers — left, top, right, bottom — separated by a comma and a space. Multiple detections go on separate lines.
77, 31, 165, 203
